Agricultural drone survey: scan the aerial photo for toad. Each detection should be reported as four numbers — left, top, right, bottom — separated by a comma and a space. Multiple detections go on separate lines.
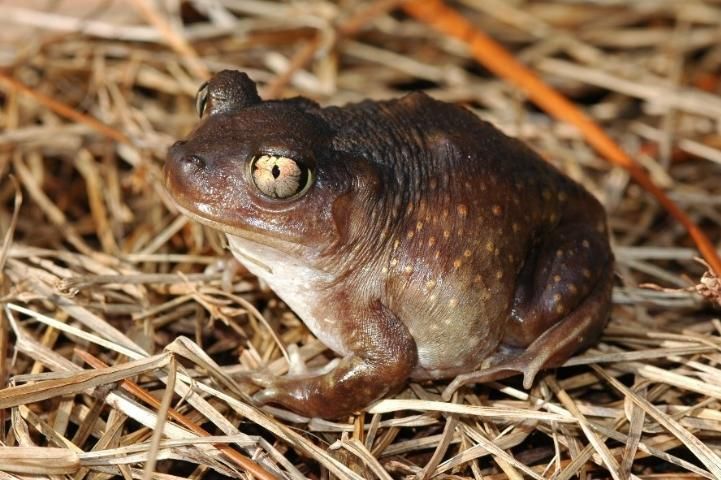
164, 71, 613, 418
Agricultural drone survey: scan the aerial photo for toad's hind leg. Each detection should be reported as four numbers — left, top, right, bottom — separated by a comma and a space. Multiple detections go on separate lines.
443, 225, 613, 400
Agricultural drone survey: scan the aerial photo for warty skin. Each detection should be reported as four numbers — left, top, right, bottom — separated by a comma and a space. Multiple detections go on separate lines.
165, 70, 613, 418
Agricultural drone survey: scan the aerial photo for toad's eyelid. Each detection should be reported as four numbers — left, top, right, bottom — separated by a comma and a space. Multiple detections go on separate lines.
252, 153, 311, 172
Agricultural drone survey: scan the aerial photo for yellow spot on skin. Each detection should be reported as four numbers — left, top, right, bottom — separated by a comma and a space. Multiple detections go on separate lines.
442, 209, 449, 218
569, 284, 578, 294
430, 294, 437, 302
512, 223, 520, 233
492, 205, 502, 216
428, 237, 437, 247
393, 239, 400, 251
390, 258, 398, 267
582, 239, 590, 248
494, 248, 500, 256
583, 268, 592, 279
449, 298, 458, 308
496, 270, 503, 279
381, 267, 388, 273
554, 275, 561, 283
556, 249, 564, 257
453, 259, 462, 269
407, 231, 414, 239
443, 230, 451, 239
457, 204, 468, 217
425, 280, 436, 289
485, 240, 494, 252
404, 265, 413, 273
416, 221, 424, 231
556, 304, 566, 314
553, 293, 562, 302
464, 249, 472, 257
473, 275, 482, 283
434, 251, 441, 259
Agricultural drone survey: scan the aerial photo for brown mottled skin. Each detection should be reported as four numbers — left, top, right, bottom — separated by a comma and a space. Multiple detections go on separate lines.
165, 71, 613, 419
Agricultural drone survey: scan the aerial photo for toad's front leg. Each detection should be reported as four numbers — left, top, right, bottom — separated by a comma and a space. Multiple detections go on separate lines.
252, 301, 417, 419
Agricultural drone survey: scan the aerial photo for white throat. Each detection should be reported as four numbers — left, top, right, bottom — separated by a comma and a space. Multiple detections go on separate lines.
226, 234, 345, 354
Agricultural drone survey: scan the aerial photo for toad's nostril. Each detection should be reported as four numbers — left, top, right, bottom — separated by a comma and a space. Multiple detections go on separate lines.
183, 154, 206, 172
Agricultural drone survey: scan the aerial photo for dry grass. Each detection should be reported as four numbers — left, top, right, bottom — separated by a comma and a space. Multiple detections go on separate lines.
1, 0, 721, 478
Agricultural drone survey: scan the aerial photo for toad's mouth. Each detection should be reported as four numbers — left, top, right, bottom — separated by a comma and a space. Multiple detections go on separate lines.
166, 189, 319, 279
169, 201, 286, 273
226, 237, 273, 275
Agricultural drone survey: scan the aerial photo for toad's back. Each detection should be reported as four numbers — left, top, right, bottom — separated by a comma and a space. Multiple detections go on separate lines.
313, 93, 610, 379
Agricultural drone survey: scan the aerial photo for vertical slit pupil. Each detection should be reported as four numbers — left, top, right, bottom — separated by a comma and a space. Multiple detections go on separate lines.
272, 165, 281, 179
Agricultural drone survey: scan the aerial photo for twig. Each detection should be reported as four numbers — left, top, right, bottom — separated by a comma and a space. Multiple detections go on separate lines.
0, 71, 129, 144
75, 350, 278, 480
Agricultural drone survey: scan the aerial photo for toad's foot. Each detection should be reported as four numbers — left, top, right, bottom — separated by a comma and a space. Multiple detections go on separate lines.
443, 263, 612, 401
248, 301, 417, 418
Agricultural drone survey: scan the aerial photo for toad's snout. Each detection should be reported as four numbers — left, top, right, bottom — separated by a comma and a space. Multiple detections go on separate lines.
163, 140, 211, 208
166, 140, 207, 178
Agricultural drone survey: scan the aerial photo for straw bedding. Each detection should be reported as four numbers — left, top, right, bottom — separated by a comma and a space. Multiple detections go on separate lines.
1, 1, 721, 478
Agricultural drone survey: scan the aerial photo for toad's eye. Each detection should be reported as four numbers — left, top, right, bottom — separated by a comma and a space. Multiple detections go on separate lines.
250, 154, 313, 200
195, 81, 209, 117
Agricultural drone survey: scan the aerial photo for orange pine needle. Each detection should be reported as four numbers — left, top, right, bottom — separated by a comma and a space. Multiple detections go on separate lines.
403, 0, 721, 277
73, 350, 277, 480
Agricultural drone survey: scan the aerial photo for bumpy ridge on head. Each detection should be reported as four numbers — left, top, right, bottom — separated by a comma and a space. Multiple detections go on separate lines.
205, 70, 261, 115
